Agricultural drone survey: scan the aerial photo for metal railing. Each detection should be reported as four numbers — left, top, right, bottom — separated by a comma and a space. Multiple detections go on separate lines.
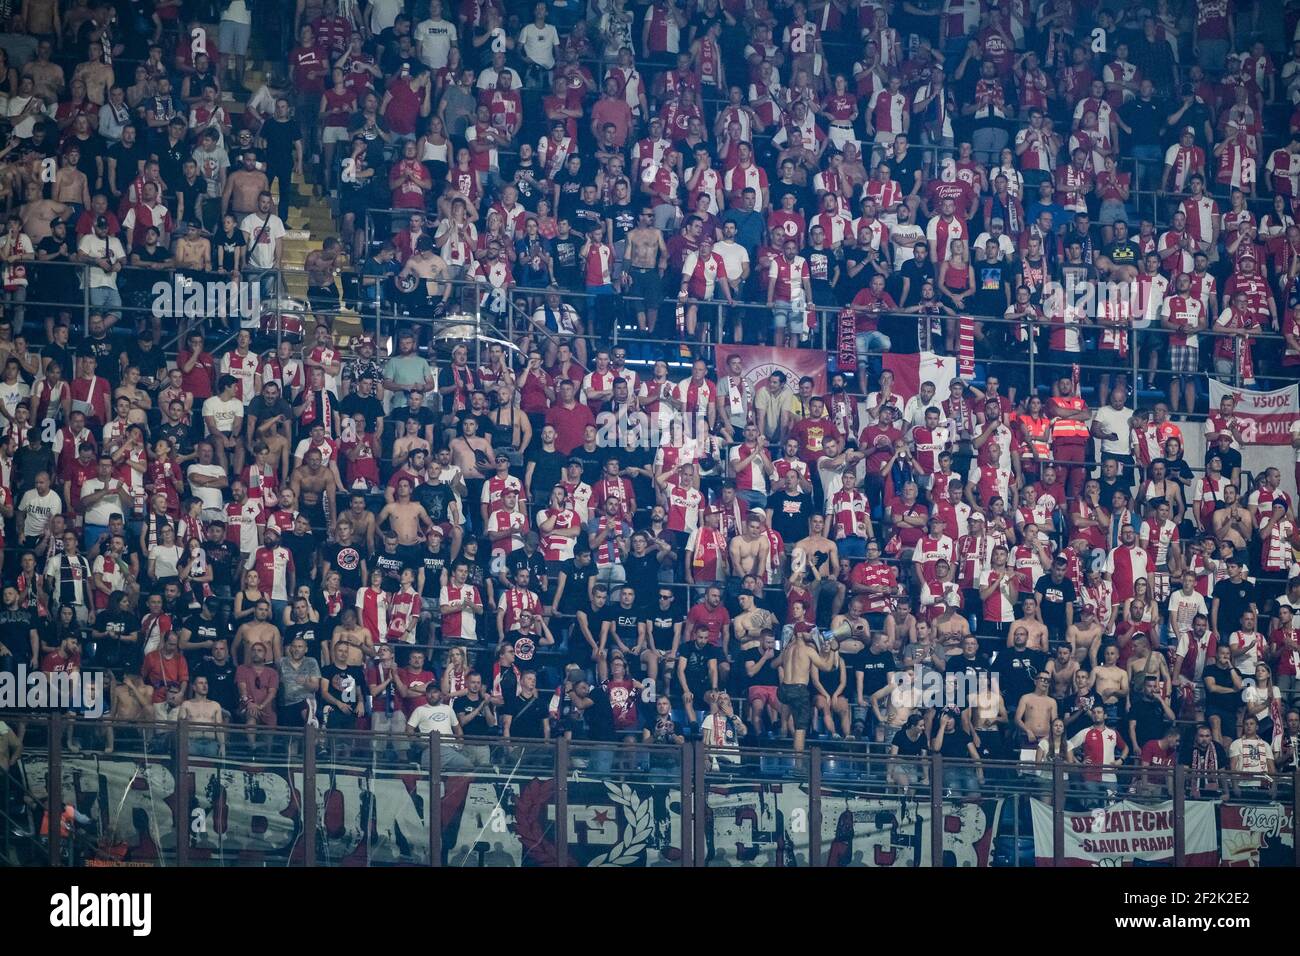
6, 712, 1296, 867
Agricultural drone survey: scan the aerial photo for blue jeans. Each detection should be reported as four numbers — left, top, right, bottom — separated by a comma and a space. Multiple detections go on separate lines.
737, 489, 766, 509
83, 523, 110, 551
838, 536, 867, 559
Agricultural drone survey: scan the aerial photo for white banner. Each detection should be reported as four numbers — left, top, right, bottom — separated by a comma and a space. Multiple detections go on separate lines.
1208, 380, 1300, 445
1031, 798, 1218, 866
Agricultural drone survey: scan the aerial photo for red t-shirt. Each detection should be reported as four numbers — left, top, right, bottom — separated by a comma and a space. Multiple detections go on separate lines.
686, 603, 731, 647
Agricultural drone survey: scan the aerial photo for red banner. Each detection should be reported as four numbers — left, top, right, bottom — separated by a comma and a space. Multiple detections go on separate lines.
726, 344, 830, 395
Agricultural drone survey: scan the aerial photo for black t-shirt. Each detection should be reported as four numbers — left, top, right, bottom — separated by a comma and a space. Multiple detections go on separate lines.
741, 644, 779, 687
124, 340, 167, 387
680, 640, 721, 691
622, 552, 661, 609
282, 531, 318, 585
1214, 446, 1243, 477
889, 149, 925, 197
211, 228, 246, 272
571, 445, 608, 486
176, 175, 208, 225
1034, 576, 1077, 630
372, 549, 409, 592
857, 650, 897, 698
766, 490, 814, 544
527, 446, 565, 499
1213, 578, 1258, 634
934, 722, 974, 759
608, 604, 640, 650
320, 540, 366, 591
892, 726, 929, 757
769, 180, 812, 216
607, 202, 636, 243
260, 118, 302, 168
550, 235, 583, 290
108, 140, 149, 196
506, 691, 547, 738
193, 656, 238, 713
453, 693, 493, 736
505, 548, 547, 587
1129, 693, 1168, 746
0, 607, 35, 666
418, 544, 450, 598
389, 404, 438, 433
202, 540, 236, 591
412, 483, 453, 530
996, 648, 1048, 707
579, 685, 617, 741
557, 558, 595, 615
320, 663, 368, 713
1203, 663, 1240, 712
180, 612, 230, 668
284, 620, 325, 661
338, 393, 385, 431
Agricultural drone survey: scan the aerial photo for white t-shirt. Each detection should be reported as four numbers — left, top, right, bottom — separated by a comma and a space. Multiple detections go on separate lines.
187, 463, 226, 512
414, 17, 458, 69
1228, 736, 1274, 783
76, 233, 126, 287
79, 477, 129, 526
1092, 405, 1133, 457
148, 543, 185, 579
1290, 418, 1300, 463
240, 212, 286, 269
1165, 589, 1208, 637
713, 239, 750, 282
18, 488, 61, 538
202, 395, 244, 435
0, 379, 29, 433
518, 23, 559, 68
407, 702, 458, 737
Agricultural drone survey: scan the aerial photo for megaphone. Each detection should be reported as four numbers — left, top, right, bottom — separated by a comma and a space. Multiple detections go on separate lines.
814, 620, 853, 652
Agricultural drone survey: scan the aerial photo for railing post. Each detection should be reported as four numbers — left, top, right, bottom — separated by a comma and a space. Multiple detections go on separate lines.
429, 731, 442, 867
176, 720, 190, 866
1052, 759, 1066, 866
679, 741, 693, 867
1172, 762, 1186, 866
929, 752, 944, 867
555, 736, 569, 867
1293, 767, 1300, 868
808, 746, 822, 867
47, 713, 62, 866
693, 740, 708, 865
303, 724, 318, 867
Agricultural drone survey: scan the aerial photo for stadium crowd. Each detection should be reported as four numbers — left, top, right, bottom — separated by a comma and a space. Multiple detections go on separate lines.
0, 0, 1298, 795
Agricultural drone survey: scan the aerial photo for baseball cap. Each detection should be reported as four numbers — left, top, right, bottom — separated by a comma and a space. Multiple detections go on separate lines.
94, 215, 108, 228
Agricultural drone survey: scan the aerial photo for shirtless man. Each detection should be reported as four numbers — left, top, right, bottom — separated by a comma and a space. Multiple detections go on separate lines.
222, 151, 270, 218
22, 41, 65, 105
398, 235, 451, 307
733, 590, 778, 643
232, 599, 282, 664
778, 629, 839, 751
177, 675, 225, 754
174, 226, 211, 270
622, 209, 667, 332
791, 513, 843, 625
1126, 633, 1171, 701
1046, 643, 1079, 705
343, 493, 378, 555
73, 42, 113, 105
377, 477, 434, 547
728, 513, 770, 582
106, 673, 154, 751
19, 181, 71, 243
1009, 597, 1049, 652
1092, 643, 1130, 725
933, 600, 971, 655
885, 598, 918, 651
289, 447, 343, 532
1014, 672, 1058, 746
329, 607, 374, 666
1211, 486, 1254, 550
1067, 605, 1103, 669
53, 149, 90, 209
829, 595, 871, 648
